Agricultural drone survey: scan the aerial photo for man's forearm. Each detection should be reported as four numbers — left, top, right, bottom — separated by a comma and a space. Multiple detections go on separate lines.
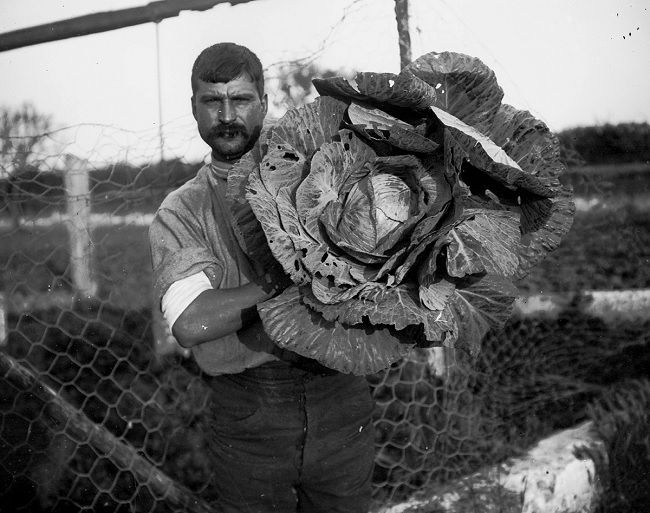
171, 281, 276, 348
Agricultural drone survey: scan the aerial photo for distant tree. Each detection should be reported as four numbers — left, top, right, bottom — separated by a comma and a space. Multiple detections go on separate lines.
1, 103, 52, 177
558, 136, 586, 168
0, 103, 52, 228
558, 122, 650, 165
266, 63, 348, 118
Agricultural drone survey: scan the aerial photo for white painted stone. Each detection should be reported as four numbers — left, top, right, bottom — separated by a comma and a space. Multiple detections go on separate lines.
501, 422, 601, 513
514, 289, 650, 323
375, 422, 604, 513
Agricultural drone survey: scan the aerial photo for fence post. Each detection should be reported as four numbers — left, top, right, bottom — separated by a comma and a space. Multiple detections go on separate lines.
0, 351, 214, 513
394, 0, 412, 69
64, 154, 97, 298
0, 292, 5, 346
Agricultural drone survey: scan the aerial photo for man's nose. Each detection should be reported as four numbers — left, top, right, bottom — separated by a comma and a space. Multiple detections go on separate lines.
219, 99, 236, 123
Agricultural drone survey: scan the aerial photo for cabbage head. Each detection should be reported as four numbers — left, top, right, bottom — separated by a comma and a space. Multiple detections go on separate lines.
226, 51, 575, 375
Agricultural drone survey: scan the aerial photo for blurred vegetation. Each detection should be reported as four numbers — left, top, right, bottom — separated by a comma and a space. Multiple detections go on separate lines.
0, 159, 201, 219
0, 104, 52, 178
558, 122, 650, 165
588, 380, 650, 513
517, 207, 649, 293
1, 104, 53, 228
267, 62, 343, 116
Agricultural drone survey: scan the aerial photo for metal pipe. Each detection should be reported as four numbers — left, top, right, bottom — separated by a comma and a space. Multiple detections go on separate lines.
0, 0, 255, 53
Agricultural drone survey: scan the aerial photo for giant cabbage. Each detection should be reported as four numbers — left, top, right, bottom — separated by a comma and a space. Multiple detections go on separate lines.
226, 51, 575, 375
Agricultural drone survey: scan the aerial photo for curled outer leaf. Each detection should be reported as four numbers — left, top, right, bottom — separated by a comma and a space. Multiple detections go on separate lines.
443, 209, 522, 278
485, 104, 575, 278
313, 70, 438, 114
347, 102, 439, 154
445, 274, 519, 357
300, 271, 518, 360
302, 284, 456, 343
258, 286, 413, 375
226, 148, 277, 270
433, 106, 555, 198
404, 51, 504, 132
271, 95, 349, 159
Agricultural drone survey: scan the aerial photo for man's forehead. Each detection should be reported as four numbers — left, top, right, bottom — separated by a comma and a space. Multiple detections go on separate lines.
195, 76, 259, 96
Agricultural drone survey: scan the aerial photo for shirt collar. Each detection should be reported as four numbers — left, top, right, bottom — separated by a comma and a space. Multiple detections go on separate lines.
209, 156, 234, 180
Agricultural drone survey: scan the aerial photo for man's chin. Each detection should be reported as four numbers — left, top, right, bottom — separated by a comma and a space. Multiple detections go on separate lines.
211, 138, 250, 160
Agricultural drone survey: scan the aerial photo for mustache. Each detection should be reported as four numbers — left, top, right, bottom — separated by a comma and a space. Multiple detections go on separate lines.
208, 123, 249, 138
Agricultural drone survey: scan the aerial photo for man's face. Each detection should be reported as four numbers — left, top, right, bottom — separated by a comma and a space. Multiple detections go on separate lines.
191, 75, 267, 162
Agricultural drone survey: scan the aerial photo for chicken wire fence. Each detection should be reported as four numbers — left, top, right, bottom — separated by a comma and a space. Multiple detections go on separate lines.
1, 123, 649, 513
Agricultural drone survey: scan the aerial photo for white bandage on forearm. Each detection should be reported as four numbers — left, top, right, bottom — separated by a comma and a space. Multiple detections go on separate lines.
161, 271, 213, 330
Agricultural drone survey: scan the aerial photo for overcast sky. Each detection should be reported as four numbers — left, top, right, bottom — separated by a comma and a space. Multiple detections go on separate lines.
0, 0, 648, 163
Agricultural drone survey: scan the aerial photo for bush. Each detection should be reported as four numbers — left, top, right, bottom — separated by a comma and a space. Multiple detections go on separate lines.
588, 380, 650, 512
558, 123, 650, 165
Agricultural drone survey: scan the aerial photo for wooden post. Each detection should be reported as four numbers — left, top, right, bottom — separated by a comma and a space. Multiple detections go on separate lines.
426, 346, 450, 378
0, 352, 214, 513
0, 292, 5, 346
64, 154, 97, 299
394, 0, 412, 69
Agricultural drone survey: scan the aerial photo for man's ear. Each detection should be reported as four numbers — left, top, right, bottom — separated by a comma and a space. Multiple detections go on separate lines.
190, 96, 197, 120
261, 93, 268, 116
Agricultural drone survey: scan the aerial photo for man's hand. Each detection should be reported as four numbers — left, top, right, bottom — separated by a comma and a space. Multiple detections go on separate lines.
253, 260, 292, 297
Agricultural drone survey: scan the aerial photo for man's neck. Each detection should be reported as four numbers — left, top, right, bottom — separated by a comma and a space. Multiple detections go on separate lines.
210, 155, 235, 180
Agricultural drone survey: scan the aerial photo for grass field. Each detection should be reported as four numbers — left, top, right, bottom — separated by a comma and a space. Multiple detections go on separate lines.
1, 224, 153, 312
563, 162, 649, 204
517, 205, 649, 293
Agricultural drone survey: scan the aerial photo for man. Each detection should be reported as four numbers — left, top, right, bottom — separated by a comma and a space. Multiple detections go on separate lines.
149, 42, 375, 512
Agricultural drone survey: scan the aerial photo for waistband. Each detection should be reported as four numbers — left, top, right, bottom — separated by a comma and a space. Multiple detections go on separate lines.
203, 356, 340, 389
243, 356, 339, 380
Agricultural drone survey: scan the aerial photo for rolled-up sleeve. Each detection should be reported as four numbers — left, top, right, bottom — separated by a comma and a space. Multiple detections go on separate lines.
149, 206, 223, 308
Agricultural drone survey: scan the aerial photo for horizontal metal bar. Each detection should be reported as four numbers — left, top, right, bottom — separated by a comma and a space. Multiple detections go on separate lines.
0, 0, 255, 52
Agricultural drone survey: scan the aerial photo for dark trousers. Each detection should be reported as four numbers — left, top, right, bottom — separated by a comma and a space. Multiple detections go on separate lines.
204, 360, 375, 513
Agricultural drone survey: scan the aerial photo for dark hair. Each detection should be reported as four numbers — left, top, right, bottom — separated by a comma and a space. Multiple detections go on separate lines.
191, 42, 264, 97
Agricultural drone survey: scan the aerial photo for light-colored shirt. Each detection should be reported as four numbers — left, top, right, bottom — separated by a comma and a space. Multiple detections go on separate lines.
161, 271, 212, 329
149, 157, 279, 375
